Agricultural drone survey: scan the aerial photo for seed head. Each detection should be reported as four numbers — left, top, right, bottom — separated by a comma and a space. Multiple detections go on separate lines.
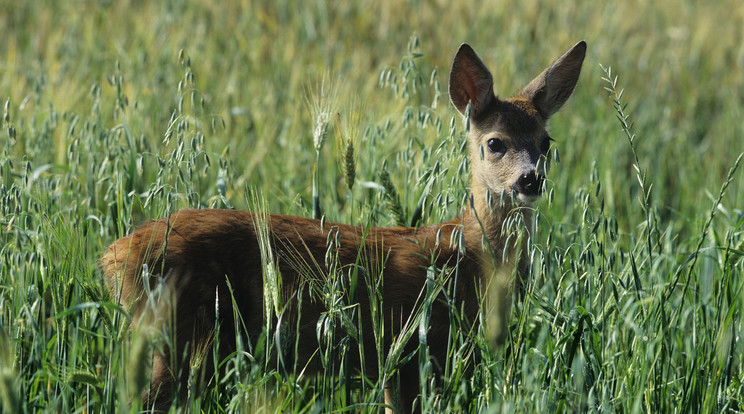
307, 76, 338, 152
339, 101, 363, 192
313, 111, 331, 152
343, 138, 355, 191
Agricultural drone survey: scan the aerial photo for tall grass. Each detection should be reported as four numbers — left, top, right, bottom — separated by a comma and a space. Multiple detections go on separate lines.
1, 0, 743, 412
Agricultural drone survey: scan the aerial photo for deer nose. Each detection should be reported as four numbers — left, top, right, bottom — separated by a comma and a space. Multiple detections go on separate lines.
515, 172, 544, 196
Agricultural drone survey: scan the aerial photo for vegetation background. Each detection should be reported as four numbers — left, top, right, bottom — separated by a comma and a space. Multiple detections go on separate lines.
1, 0, 743, 412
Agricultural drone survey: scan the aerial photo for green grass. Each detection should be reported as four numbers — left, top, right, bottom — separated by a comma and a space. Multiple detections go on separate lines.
2, 0, 744, 412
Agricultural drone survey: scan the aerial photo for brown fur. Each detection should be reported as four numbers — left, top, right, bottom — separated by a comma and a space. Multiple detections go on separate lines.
100, 41, 586, 413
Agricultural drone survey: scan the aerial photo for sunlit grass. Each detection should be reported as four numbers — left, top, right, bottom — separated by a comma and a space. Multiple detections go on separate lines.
1, 0, 743, 412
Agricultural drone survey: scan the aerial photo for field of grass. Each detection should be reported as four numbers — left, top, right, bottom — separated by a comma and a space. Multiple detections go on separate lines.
2, 0, 743, 412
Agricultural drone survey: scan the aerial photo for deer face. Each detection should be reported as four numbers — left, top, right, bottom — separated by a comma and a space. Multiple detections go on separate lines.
467, 98, 553, 203
448, 41, 585, 206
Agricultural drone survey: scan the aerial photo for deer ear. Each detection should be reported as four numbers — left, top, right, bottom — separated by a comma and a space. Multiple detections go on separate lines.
449, 44, 495, 118
521, 40, 587, 119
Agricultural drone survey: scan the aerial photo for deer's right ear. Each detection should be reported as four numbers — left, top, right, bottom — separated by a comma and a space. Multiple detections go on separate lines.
449, 44, 495, 118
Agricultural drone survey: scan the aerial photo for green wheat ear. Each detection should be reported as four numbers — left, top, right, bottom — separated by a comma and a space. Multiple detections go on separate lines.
339, 100, 363, 193
343, 137, 356, 191
380, 163, 406, 226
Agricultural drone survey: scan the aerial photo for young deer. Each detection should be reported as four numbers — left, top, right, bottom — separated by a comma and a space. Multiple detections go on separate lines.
101, 41, 586, 413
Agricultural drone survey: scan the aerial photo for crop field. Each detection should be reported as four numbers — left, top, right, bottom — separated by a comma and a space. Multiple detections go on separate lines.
1, 0, 743, 412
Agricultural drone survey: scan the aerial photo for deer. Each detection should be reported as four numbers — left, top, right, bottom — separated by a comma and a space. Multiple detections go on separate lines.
100, 40, 586, 413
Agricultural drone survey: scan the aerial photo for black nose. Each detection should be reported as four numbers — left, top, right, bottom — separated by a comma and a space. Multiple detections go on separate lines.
515, 172, 544, 196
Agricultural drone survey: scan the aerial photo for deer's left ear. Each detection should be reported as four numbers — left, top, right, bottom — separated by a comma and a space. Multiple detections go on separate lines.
449, 43, 496, 118
521, 40, 587, 120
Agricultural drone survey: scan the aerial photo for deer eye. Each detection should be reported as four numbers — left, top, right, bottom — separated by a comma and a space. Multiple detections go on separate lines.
540, 136, 553, 153
486, 138, 505, 154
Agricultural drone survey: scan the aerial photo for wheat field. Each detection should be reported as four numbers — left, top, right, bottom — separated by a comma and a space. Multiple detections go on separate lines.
1, 1, 743, 412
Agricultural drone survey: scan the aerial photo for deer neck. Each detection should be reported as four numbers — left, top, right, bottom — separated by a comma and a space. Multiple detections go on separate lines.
459, 176, 533, 284
458, 177, 533, 344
